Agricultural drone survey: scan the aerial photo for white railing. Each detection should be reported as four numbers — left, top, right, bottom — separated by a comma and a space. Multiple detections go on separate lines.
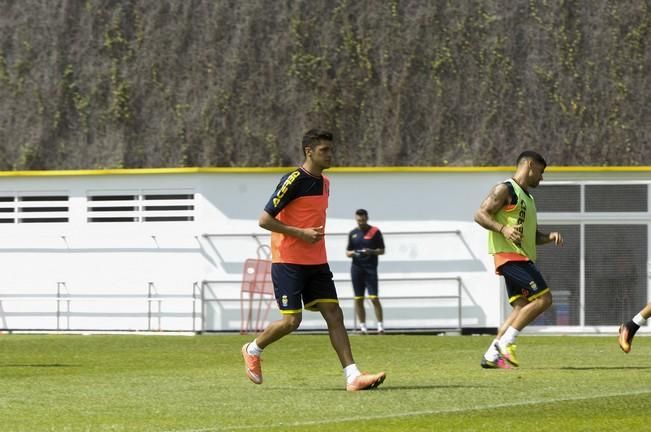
199, 230, 474, 332
0, 282, 201, 332
200, 276, 464, 333
0, 230, 474, 332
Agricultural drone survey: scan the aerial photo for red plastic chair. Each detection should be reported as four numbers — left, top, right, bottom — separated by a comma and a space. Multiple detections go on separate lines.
240, 246, 275, 334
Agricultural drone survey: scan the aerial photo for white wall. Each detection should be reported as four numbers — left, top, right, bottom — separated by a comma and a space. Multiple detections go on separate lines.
193, 169, 508, 332
0, 167, 648, 332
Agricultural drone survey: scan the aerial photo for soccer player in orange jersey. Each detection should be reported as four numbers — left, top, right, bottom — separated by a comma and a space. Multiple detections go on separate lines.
241, 129, 386, 391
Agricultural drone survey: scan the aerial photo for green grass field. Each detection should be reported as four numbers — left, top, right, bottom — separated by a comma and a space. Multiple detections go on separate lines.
0, 333, 649, 431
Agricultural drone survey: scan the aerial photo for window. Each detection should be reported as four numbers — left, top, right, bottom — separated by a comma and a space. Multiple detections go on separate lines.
87, 194, 139, 222
584, 224, 647, 325
585, 185, 647, 212
534, 185, 581, 212
142, 193, 194, 222
534, 224, 581, 325
0, 196, 15, 223
17, 195, 69, 223
87, 191, 195, 222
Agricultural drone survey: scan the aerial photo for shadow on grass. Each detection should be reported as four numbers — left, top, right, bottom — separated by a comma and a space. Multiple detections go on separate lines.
381, 384, 494, 391
1, 363, 81, 368
536, 366, 651, 371
320, 384, 493, 392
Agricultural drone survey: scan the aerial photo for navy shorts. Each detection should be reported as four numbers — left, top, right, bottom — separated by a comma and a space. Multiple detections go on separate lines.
271, 263, 338, 314
499, 261, 549, 304
351, 265, 379, 299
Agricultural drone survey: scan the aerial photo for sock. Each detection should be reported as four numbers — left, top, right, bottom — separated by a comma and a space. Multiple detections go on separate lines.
377, 322, 384, 332
499, 326, 520, 348
633, 313, 647, 326
246, 339, 263, 357
360, 323, 368, 332
626, 321, 641, 339
344, 363, 361, 384
483, 338, 500, 361
625, 316, 642, 340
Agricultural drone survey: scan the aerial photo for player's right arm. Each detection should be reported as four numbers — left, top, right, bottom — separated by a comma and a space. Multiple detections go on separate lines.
346, 231, 357, 258
474, 183, 521, 243
259, 211, 324, 244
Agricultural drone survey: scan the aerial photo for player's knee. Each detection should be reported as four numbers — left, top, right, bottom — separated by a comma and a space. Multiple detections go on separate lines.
511, 298, 527, 310
322, 304, 344, 323
281, 314, 302, 332
537, 292, 553, 311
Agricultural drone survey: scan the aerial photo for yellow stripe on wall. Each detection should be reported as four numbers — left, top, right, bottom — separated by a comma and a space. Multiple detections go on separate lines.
0, 166, 649, 177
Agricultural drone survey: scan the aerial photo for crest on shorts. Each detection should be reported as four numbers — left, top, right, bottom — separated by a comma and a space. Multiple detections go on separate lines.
281, 295, 288, 307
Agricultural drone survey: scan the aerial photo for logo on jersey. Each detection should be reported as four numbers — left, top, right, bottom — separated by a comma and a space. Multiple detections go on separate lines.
514, 200, 527, 247
273, 170, 301, 207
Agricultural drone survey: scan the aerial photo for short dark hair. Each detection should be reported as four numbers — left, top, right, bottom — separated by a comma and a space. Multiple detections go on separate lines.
517, 150, 547, 168
355, 209, 368, 217
302, 129, 333, 157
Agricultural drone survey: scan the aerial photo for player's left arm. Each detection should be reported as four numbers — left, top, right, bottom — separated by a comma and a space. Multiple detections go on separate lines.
536, 228, 563, 246
376, 231, 385, 255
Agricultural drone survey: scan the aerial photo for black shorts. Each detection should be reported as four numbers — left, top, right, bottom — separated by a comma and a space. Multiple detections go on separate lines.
500, 261, 549, 304
351, 265, 379, 299
271, 263, 338, 313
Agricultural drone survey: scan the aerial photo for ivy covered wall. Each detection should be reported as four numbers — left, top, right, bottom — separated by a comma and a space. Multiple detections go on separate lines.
0, 1, 649, 169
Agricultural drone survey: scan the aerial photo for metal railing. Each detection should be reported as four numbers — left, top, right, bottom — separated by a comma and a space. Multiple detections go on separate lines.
0, 277, 463, 333
340, 276, 463, 331
0, 229, 470, 332
199, 230, 470, 332
200, 276, 464, 332
0, 281, 201, 332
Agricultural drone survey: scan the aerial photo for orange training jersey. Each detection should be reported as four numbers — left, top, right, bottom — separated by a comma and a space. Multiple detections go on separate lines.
263, 167, 329, 264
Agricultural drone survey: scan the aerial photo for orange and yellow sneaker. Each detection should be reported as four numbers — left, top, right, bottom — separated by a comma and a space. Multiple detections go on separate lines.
346, 371, 386, 391
496, 342, 519, 367
480, 357, 511, 369
241, 343, 263, 384
618, 324, 633, 353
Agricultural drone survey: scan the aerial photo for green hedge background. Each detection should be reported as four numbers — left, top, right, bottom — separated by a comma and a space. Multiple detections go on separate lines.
0, 1, 649, 169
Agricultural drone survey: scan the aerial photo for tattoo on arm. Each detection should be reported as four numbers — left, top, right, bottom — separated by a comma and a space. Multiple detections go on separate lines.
474, 184, 508, 232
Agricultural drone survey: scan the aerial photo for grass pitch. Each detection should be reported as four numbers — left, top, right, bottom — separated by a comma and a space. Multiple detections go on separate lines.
0, 333, 650, 431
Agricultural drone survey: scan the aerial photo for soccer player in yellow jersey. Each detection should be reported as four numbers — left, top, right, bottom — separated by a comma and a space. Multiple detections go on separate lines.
241, 129, 386, 391
474, 151, 563, 368
618, 302, 651, 353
